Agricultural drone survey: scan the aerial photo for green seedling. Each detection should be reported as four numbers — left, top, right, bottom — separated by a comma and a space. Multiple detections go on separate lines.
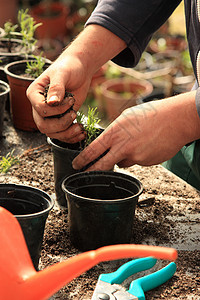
0, 150, 20, 173
1, 9, 42, 56
77, 106, 101, 148
3, 21, 18, 52
3, 21, 18, 39
18, 8, 42, 56
25, 53, 46, 78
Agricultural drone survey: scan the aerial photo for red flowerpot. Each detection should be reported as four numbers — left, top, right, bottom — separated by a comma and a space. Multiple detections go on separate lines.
30, 2, 69, 40
0, 0, 18, 27
100, 78, 153, 122
5, 60, 50, 131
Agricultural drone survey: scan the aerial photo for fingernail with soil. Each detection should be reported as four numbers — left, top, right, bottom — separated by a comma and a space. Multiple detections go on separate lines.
48, 95, 59, 105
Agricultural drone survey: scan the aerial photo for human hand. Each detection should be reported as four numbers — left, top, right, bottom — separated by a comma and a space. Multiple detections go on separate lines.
72, 92, 199, 171
26, 55, 91, 143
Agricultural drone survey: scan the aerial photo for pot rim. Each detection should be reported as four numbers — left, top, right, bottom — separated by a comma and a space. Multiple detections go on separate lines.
47, 136, 81, 153
101, 77, 153, 100
0, 80, 10, 95
4, 59, 51, 81
0, 183, 54, 219
62, 170, 143, 203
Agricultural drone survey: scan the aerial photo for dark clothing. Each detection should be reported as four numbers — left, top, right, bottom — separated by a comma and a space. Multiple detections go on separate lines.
86, 0, 200, 190
87, 0, 200, 85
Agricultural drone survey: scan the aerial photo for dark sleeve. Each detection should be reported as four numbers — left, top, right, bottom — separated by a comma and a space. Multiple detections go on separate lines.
86, 0, 182, 67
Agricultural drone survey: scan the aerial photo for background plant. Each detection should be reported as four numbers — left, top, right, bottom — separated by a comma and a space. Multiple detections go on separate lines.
0, 150, 19, 173
2, 9, 41, 56
3, 21, 18, 52
18, 8, 42, 56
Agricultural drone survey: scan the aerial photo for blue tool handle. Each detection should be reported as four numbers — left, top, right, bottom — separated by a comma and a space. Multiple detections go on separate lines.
99, 257, 157, 284
128, 262, 177, 300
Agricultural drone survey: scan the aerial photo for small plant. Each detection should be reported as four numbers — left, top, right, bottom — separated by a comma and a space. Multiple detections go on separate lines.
3, 21, 18, 52
3, 21, 18, 39
0, 150, 19, 173
18, 9, 42, 56
76, 106, 101, 148
1, 9, 41, 56
25, 53, 46, 78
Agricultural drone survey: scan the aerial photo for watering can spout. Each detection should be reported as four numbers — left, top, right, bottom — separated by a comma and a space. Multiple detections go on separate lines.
0, 207, 178, 300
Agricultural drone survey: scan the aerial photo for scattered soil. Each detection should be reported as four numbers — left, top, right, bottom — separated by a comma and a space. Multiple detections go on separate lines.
0, 111, 200, 299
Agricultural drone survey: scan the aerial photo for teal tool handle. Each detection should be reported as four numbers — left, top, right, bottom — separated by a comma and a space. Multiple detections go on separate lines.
128, 262, 176, 300
99, 257, 157, 284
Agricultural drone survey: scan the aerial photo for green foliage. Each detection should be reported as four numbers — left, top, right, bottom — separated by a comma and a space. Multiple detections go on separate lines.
181, 49, 193, 75
77, 106, 101, 148
18, 9, 42, 55
0, 150, 19, 173
1, 9, 42, 55
25, 53, 46, 78
3, 21, 18, 40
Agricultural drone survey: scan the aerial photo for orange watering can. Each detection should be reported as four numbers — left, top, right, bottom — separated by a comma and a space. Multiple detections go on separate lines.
0, 207, 177, 300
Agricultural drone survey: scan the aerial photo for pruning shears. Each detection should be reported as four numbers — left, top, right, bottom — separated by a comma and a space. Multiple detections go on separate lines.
92, 257, 176, 300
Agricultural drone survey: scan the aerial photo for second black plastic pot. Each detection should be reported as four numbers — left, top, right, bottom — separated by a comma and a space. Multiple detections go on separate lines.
0, 184, 54, 269
62, 171, 143, 251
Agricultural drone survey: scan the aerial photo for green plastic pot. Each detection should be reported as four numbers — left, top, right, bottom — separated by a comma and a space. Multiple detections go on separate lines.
62, 171, 143, 251
0, 184, 54, 269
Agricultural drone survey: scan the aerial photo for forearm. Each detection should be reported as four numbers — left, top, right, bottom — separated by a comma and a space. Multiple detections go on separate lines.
57, 24, 126, 77
151, 90, 200, 146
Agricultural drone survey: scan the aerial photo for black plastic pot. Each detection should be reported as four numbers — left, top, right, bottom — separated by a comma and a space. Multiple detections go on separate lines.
137, 90, 165, 104
47, 137, 83, 208
47, 129, 106, 208
0, 184, 54, 269
62, 171, 143, 251
0, 80, 10, 137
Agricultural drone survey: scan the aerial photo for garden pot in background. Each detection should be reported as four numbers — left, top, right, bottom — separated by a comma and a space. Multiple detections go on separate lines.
100, 78, 153, 122
0, 183, 54, 269
5, 60, 50, 131
0, 80, 10, 136
0, 0, 18, 27
36, 38, 63, 61
30, 2, 69, 40
62, 171, 143, 251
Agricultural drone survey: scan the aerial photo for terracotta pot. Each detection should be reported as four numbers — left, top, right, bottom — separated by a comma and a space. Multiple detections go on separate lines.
148, 35, 187, 55
5, 60, 50, 131
30, 2, 69, 40
0, 0, 18, 27
100, 78, 153, 122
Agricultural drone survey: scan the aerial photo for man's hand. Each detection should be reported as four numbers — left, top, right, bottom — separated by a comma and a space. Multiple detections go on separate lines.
72, 91, 200, 171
